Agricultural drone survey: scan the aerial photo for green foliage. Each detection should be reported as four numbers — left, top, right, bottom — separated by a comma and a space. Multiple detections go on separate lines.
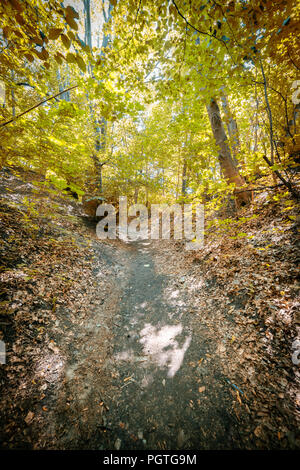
0, 0, 299, 214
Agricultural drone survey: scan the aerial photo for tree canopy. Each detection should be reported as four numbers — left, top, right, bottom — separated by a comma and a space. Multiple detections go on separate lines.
1, 0, 299, 212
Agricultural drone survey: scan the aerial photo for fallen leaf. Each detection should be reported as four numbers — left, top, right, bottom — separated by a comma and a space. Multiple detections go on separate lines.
236, 390, 242, 405
254, 425, 263, 438
25, 411, 34, 425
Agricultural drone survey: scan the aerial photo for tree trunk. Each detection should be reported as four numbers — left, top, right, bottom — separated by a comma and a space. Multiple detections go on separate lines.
84, 0, 103, 189
91, 153, 103, 193
181, 158, 187, 196
134, 186, 139, 204
84, 0, 91, 45
84, 0, 112, 191
221, 94, 240, 161
206, 98, 250, 207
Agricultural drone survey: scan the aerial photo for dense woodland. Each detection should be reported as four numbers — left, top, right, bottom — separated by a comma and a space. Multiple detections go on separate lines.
1, 0, 299, 208
0, 0, 299, 453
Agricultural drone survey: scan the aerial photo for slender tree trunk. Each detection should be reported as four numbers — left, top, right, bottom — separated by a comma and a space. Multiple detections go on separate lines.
221, 93, 240, 162
57, 66, 70, 101
11, 71, 15, 117
259, 59, 298, 192
95, 0, 113, 152
181, 158, 187, 196
260, 59, 274, 165
84, 0, 112, 192
175, 162, 180, 200
84, 0, 102, 191
253, 81, 259, 152
134, 186, 139, 204
84, 0, 92, 49
145, 160, 149, 208
91, 153, 103, 193
206, 98, 251, 207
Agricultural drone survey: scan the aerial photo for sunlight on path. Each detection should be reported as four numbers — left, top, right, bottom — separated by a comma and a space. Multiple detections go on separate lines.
139, 323, 191, 377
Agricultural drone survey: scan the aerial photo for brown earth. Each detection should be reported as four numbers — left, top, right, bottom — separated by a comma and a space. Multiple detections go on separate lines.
0, 166, 299, 450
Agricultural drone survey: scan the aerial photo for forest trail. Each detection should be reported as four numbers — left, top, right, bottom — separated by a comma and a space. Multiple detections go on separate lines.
1, 0, 300, 454
31, 236, 252, 451
81, 238, 252, 450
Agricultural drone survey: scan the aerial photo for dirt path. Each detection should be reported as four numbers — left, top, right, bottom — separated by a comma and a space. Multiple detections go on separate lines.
2, 169, 249, 450
1, 169, 298, 451
95, 239, 251, 450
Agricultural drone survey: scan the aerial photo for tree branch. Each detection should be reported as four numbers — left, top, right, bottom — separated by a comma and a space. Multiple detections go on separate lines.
171, 0, 236, 64
234, 183, 289, 194
263, 155, 299, 199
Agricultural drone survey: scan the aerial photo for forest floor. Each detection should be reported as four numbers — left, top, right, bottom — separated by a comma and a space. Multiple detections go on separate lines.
0, 166, 299, 450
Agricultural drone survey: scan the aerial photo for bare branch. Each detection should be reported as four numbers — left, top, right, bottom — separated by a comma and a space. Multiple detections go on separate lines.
171, 0, 236, 65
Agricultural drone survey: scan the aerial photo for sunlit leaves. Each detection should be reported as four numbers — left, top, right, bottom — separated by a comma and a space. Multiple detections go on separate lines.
54, 52, 64, 65
34, 47, 49, 61
65, 6, 79, 20
75, 55, 86, 73
61, 34, 71, 49
65, 15, 78, 31
48, 28, 63, 40
1, 0, 298, 207
0, 0, 84, 76
66, 53, 77, 64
